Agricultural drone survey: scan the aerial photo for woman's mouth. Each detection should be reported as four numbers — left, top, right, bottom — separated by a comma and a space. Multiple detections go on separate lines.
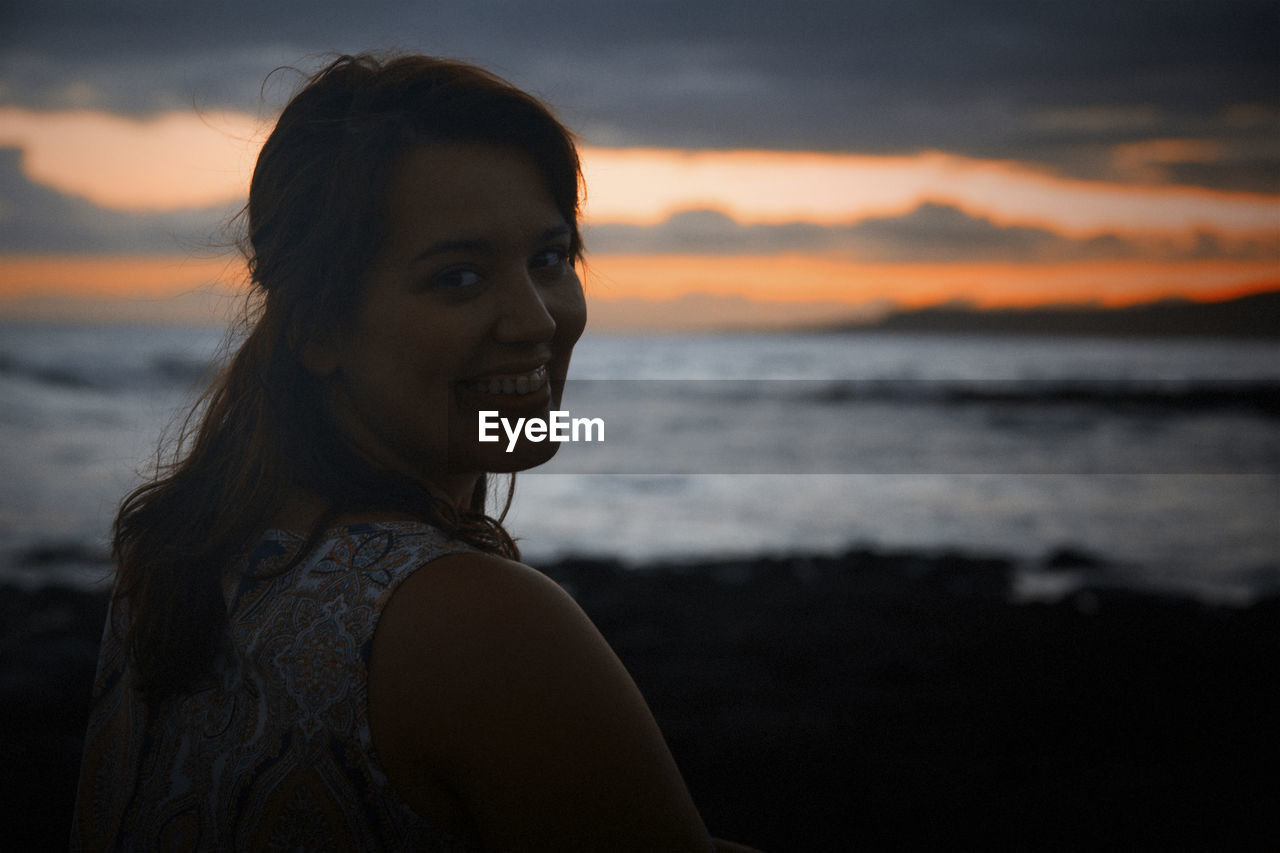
461, 364, 550, 396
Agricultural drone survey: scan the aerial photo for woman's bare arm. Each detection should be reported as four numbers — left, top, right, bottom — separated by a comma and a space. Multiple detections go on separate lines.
369, 552, 718, 852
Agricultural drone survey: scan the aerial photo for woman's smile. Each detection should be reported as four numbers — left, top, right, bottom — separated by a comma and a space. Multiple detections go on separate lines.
460, 363, 551, 397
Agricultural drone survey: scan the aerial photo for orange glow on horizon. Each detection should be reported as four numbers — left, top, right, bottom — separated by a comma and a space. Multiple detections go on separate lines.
0, 254, 245, 299
2, 253, 1275, 326
583, 254, 1280, 309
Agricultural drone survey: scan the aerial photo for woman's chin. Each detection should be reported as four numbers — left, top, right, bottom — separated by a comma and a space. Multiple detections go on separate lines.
473, 437, 563, 474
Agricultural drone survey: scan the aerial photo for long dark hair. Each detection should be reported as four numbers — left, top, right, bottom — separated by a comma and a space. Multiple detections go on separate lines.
113, 54, 584, 702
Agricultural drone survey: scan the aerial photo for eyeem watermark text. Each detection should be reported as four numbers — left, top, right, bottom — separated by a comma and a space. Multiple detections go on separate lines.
478, 410, 605, 452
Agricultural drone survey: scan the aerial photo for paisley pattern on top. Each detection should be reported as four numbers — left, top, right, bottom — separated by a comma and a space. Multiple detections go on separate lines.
73, 521, 479, 852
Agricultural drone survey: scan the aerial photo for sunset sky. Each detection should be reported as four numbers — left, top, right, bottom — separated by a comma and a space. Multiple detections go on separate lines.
1, 0, 1277, 328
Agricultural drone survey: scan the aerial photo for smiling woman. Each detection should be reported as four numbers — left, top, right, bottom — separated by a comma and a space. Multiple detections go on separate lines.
70, 53, 760, 853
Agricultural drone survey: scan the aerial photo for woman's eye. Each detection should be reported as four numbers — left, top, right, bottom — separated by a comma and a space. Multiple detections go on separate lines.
530, 247, 570, 270
430, 267, 480, 290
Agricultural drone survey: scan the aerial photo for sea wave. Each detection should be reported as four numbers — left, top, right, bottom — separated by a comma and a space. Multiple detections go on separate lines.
0, 350, 214, 393
801, 378, 1280, 415
559, 378, 1280, 416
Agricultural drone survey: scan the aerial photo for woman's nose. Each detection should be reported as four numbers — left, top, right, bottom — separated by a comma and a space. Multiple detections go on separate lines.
493, 269, 557, 343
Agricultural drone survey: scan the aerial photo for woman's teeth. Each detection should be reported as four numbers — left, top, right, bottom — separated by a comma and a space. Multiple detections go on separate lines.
464, 365, 549, 396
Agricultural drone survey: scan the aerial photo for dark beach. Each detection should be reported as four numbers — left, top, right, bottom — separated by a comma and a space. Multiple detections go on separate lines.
4, 548, 1277, 851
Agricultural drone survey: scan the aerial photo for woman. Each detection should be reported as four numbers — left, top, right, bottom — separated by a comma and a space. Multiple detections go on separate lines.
73, 54, 762, 852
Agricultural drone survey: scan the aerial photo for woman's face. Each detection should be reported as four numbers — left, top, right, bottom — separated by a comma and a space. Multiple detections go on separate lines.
306, 142, 586, 504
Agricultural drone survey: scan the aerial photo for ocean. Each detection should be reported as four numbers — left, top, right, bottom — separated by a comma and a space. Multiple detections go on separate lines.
2, 321, 1277, 603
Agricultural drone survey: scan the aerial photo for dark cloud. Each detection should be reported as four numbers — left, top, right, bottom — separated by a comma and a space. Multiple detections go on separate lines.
582, 203, 1280, 263
2, 1, 1278, 190
0, 147, 237, 253
1164, 158, 1280, 194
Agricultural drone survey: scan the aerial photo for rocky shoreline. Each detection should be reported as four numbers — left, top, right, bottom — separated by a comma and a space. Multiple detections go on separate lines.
5, 548, 1278, 850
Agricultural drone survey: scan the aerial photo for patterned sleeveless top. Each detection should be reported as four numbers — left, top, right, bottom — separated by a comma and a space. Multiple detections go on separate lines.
73, 521, 480, 852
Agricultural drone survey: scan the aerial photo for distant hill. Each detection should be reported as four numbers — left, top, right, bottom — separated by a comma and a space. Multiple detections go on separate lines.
829, 288, 1280, 338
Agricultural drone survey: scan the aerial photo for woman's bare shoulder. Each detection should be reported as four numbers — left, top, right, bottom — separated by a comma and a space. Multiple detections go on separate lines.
369, 551, 714, 852
388, 549, 576, 617
370, 549, 636, 745
373, 549, 599, 674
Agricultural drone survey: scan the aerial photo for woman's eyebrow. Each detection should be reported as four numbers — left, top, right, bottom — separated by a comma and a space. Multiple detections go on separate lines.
408, 224, 572, 265
409, 238, 494, 265
540, 224, 572, 242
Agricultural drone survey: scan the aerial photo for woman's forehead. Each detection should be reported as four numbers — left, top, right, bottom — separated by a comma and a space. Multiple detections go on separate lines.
381, 142, 566, 244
